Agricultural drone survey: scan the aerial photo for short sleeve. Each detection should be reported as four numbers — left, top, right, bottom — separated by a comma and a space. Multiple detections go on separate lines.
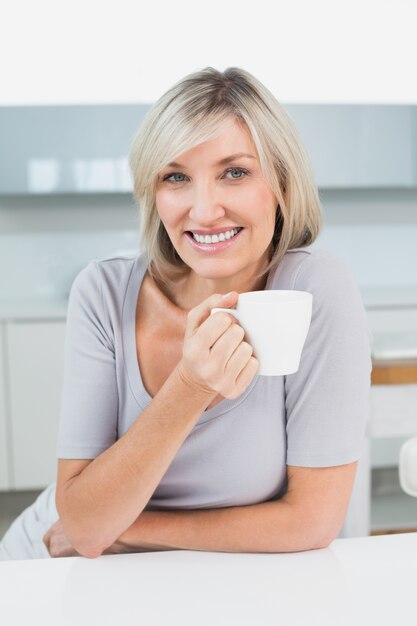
56, 261, 118, 459
284, 251, 372, 467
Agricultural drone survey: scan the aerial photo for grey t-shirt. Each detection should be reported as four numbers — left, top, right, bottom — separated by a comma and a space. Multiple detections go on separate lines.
56, 246, 372, 510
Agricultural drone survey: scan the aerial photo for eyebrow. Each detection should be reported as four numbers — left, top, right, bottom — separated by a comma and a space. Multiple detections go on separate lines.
166, 152, 257, 168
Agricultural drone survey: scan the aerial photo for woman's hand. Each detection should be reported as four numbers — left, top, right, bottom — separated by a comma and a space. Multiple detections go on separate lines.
43, 520, 134, 557
43, 519, 81, 558
178, 292, 259, 400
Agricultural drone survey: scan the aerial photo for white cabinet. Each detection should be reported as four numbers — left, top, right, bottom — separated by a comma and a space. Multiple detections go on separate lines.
0, 104, 415, 193
0, 324, 10, 490
371, 384, 417, 440
287, 105, 415, 188
0, 105, 147, 193
367, 306, 417, 467
370, 384, 417, 468
6, 320, 66, 489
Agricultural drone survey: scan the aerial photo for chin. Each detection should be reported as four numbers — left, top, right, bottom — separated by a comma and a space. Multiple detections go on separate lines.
187, 259, 242, 279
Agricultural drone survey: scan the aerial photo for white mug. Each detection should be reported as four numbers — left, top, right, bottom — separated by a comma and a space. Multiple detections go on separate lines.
211, 290, 313, 376
399, 436, 417, 497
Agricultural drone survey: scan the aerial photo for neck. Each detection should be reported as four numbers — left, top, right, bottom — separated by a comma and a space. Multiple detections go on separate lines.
151, 260, 270, 312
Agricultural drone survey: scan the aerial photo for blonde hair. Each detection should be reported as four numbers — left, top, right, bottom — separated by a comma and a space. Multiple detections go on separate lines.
129, 66, 322, 285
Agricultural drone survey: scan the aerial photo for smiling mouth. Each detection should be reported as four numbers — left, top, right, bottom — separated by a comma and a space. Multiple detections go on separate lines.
187, 227, 243, 244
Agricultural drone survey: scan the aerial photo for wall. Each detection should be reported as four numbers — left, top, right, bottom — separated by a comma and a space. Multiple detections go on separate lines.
318, 188, 417, 289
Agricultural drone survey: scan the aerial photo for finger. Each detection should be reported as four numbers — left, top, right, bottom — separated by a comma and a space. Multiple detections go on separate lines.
210, 323, 247, 364
223, 340, 255, 381
234, 356, 259, 391
193, 311, 236, 350
43, 539, 50, 555
185, 291, 238, 339
42, 520, 59, 545
61, 545, 79, 558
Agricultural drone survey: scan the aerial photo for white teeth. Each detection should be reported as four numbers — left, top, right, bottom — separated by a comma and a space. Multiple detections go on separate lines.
192, 228, 240, 244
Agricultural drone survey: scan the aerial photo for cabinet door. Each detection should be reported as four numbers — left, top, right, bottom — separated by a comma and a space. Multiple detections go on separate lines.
370, 384, 417, 439
287, 105, 414, 188
0, 324, 10, 489
7, 320, 66, 489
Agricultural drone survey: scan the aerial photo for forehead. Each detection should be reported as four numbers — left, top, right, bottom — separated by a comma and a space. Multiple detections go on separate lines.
169, 118, 258, 166
205, 118, 255, 148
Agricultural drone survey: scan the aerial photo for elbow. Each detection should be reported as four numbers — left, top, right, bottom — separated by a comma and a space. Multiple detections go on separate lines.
294, 534, 334, 553
57, 514, 105, 559
66, 523, 107, 557
313, 536, 334, 550
73, 541, 103, 559
311, 522, 341, 550
288, 517, 340, 552
69, 526, 113, 559
293, 533, 334, 553
64, 525, 105, 559
56, 495, 106, 558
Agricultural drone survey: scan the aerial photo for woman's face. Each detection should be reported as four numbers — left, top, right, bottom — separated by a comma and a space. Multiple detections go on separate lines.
155, 117, 278, 284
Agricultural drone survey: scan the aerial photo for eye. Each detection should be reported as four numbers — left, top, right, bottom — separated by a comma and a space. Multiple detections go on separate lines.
224, 167, 248, 180
162, 172, 188, 183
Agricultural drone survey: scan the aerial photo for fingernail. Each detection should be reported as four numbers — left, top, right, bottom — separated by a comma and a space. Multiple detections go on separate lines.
222, 292, 232, 299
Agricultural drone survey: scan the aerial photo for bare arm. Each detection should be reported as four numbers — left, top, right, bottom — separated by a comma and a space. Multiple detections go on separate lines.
109, 462, 358, 554
57, 291, 258, 558
56, 364, 215, 558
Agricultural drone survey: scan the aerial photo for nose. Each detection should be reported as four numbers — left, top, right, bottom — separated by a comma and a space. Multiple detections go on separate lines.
188, 180, 226, 225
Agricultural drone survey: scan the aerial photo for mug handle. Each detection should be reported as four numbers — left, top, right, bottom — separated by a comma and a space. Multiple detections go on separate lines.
210, 307, 239, 319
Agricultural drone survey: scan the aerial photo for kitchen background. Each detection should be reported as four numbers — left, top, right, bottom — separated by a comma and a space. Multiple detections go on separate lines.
1, 0, 417, 541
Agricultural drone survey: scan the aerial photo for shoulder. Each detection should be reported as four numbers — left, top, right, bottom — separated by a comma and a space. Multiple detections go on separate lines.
270, 246, 368, 331
270, 246, 362, 306
70, 252, 144, 303
269, 246, 355, 291
66, 252, 145, 346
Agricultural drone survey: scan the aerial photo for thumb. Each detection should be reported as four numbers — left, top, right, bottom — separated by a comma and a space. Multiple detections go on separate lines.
185, 291, 239, 338
218, 291, 239, 308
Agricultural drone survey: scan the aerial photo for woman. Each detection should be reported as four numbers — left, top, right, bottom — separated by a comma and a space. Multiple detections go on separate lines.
0, 67, 371, 560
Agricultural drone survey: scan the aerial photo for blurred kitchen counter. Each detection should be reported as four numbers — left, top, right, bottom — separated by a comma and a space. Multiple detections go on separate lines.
361, 285, 417, 309
0, 297, 68, 320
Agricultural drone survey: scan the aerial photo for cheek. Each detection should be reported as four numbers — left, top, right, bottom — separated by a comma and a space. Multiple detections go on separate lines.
155, 190, 183, 227
242, 187, 277, 228
259, 187, 278, 225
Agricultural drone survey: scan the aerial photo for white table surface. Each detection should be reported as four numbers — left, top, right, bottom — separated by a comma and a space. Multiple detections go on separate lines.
0, 532, 416, 626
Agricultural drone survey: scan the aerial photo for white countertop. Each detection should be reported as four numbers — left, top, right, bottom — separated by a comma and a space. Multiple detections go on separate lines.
0, 532, 416, 626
